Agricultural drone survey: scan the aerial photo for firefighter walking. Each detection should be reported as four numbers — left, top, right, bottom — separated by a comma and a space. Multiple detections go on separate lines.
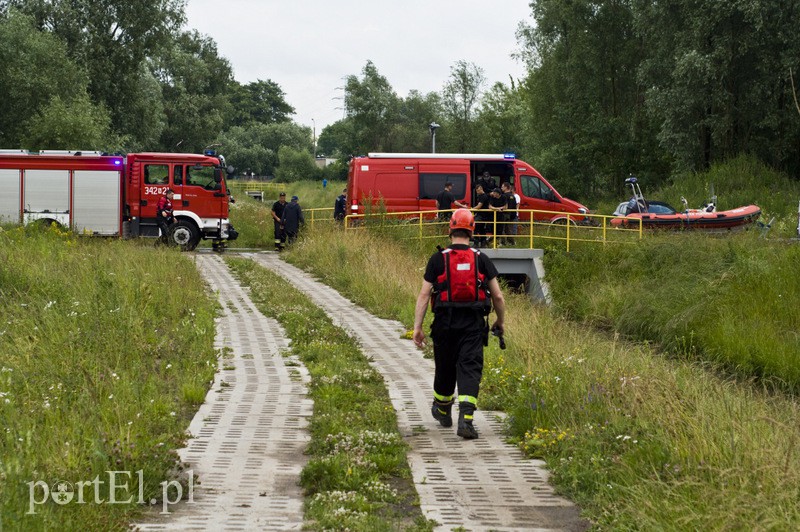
413, 209, 506, 439
271, 192, 287, 251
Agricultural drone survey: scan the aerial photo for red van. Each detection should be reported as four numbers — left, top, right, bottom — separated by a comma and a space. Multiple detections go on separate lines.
346, 153, 590, 223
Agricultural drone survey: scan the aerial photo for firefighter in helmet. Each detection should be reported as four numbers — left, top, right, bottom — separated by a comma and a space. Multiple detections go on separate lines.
412, 208, 506, 439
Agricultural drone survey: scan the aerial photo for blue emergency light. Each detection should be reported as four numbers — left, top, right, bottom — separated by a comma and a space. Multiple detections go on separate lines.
503, 152, 516, 160
204, 149, 217, 156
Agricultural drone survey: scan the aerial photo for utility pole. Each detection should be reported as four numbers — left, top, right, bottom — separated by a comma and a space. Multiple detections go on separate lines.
429, 122, 440, 154
311, 118, 316, 157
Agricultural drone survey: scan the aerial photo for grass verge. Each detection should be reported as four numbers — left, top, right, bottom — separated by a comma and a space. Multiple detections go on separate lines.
0, 224, 217, 530
225, 257, 432, 531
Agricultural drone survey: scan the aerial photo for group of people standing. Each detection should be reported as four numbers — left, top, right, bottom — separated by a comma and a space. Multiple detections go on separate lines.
270, 192, 304, 251
435, 171, 520, 248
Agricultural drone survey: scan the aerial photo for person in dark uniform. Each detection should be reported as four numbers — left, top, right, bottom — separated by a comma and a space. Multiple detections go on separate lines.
156, 189, 175, 244
478, 170, 497, 192
501, 182, 518, 245
271, 192, 287, 251
280, 195, 304, 245
487, 187, 507, 244
334, 188, 347, 222
412, 209, 506, 439
472, 184, 490, 248
435, 182, 467, 221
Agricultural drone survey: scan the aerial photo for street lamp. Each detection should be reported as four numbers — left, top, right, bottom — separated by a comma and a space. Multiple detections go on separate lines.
429, 122, 440, 153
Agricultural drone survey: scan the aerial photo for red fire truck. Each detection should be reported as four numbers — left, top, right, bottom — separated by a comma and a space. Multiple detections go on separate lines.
0, 150, 237, 250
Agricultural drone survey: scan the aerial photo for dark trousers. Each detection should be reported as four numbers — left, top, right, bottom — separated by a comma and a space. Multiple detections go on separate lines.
273, 221, 285, 250
431, 323, 485, 400
157, 218, 173, 242
474, 219, 489, 246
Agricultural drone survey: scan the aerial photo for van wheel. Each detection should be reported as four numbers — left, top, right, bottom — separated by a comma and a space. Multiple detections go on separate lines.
551, 218, 577, 226
170, 221, 200, 251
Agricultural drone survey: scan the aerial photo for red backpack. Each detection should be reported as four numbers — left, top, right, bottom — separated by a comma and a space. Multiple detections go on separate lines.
433, 248, 490, 313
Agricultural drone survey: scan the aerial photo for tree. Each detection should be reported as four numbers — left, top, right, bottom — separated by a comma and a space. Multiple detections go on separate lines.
474, 81, 527, 155
215, 122, 312, 176
0, 10, 100, 147
390, 90, 444, 153
21, 94, 115, 150
317, 119, 357, 159
274, 146, 318, 182
516, 0, 662, 199
344, 61, 400, 152
230, 79, 295, 126
637, 0, 800, 174
441, 60, 486, 152
151, 30, 233, 152
4, 0, 186, 148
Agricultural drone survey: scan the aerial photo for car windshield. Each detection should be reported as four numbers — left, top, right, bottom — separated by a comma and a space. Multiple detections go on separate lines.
647, 202, 676, 214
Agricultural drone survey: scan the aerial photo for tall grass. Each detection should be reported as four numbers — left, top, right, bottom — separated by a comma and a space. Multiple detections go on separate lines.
0, 225, 217, 530
226, 180, 344, 248
282, 223, 800, 528
546, 230, 800, 389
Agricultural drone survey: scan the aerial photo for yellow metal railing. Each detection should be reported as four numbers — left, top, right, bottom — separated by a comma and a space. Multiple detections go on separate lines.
343, 209, 644, 250
304, 207, 335, 227
228, 181, 287, 194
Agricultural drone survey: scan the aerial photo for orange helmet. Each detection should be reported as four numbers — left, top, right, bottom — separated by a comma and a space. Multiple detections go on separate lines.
449, 208, 475, 235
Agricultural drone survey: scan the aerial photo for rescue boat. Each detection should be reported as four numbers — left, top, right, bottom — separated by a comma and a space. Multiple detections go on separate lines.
610, 177, 761, 231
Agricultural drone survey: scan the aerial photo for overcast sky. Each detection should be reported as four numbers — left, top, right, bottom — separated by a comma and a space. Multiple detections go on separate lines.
185, 0, 532, 134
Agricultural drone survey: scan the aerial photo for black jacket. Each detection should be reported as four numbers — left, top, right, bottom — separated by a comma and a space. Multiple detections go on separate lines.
281, 202, 304, 233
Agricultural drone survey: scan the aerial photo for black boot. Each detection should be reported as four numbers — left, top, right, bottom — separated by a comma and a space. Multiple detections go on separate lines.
431, 399, 454, 428
457, 402, 479, 439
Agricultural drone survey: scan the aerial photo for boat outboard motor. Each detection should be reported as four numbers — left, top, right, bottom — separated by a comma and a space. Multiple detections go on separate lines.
704, 195, 717, 213
625, 176, 647, 213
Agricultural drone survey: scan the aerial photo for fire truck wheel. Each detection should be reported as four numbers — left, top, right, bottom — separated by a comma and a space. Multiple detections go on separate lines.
169, 221, 201, 251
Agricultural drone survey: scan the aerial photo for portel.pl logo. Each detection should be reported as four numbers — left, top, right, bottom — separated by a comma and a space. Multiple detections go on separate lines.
27, 470, 194, 515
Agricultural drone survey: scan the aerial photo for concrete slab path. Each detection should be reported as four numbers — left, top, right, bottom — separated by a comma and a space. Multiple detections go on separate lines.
250, 253, 585, 532
134, 254, 311, 531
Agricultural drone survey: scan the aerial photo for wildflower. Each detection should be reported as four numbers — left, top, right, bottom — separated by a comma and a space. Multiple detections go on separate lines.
169, 411, 176, 416
165, 364, 172, 370
44, 301, 55, 310
108, 394, 114, 399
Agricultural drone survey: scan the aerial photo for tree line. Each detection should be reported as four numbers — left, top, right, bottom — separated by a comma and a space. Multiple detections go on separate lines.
2, 1, 798, 196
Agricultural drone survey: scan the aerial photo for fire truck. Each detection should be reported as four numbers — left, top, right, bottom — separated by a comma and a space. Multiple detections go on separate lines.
0, 149, 238, 250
